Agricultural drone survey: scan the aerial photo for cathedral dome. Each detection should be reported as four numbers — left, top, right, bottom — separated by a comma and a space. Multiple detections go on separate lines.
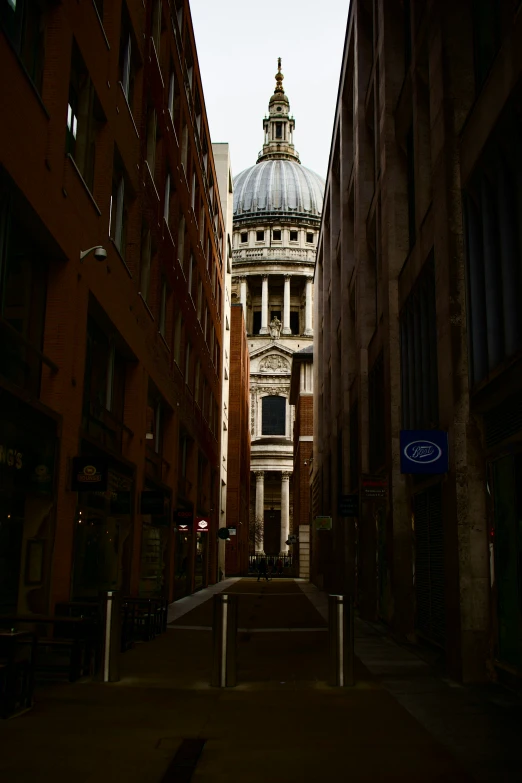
233, 159, 325, 222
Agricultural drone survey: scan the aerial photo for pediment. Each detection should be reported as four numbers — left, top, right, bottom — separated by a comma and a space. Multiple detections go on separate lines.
249, 342, 295, 360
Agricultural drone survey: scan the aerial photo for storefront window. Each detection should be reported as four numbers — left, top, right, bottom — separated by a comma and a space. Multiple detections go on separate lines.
194, 531, 208, 591
72, 466, 133, 599
0, 390, 57, 614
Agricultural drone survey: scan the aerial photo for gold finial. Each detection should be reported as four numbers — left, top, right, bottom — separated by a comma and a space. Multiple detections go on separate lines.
274, 57, 284, 94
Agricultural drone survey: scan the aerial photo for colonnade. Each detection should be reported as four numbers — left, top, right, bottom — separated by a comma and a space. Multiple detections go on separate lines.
239, 275, 313, 336
254, 470, 292, 554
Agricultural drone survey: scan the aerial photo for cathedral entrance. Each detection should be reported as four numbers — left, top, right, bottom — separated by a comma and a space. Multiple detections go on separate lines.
263, 508, 281, 555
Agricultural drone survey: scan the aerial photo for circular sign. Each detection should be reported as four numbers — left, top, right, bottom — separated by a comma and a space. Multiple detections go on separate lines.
217, 528, 230, 540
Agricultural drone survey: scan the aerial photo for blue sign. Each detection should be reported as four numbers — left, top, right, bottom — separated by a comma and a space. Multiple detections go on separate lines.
400, 430, 448, 474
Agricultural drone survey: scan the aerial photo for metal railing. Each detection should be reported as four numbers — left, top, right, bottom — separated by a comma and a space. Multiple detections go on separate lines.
210, 592, 354, 689
248, 554, 293, 573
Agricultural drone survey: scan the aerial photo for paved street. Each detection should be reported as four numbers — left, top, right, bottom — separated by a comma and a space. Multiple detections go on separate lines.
0, 580, 520, 782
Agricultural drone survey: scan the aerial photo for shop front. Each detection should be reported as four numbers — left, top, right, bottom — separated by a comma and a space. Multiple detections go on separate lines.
71, 444, 134, 600
0, 389, 58, 615
173, 506, 193, 600
138, 484, 171, 598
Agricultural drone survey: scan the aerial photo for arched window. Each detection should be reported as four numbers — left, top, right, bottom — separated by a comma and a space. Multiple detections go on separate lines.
262, 396, 286, 435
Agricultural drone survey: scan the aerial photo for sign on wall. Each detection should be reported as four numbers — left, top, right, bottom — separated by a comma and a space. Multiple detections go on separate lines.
71, 456, 108, 492
400, 430, 449, 474
338, 494, 359, 517
314, 516, 332, 531
196, 517, 210, 533
175, 509, 193, 532
361, 475, 388, 501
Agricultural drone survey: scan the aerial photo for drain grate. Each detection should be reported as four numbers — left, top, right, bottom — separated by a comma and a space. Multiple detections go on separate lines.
160, 738, 207, 782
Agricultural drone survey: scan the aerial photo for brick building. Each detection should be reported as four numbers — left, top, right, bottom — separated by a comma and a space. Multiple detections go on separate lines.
0, 0, 225, 612
224, 303, 250, 576
289, 345, 313, 579
314, 0, 522, 684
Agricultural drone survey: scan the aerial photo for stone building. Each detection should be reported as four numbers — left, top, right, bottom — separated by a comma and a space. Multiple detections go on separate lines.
0, 0, 225, 610
314, 0, 522, 684
231, 60, 324, 556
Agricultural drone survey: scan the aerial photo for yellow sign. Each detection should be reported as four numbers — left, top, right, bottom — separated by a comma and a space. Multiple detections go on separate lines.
314, 516, 332, 531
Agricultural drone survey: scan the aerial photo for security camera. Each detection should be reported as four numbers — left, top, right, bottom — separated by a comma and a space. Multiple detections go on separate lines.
94, 246, 107, 261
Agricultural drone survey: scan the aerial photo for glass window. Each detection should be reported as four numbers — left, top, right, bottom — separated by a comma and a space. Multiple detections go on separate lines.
1, 0, 45, 94
306, 232, 314, 244
273, 229, 281, 241
109, 148, 129, 258
240, 231, 248, 243
256, 230, 264, 242
262, 396, 286, 436
119, 2, 138, 111
290, 230, 298, 242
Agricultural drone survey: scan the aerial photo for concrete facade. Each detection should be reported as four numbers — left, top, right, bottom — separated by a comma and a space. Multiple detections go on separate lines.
314, 0, 522, 684
0, 0, 225, 610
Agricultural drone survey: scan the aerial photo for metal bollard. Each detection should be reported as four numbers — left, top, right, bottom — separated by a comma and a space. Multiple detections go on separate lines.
328, 594, 354, 687
211, 593, 238, 687
99, 590, 122, 683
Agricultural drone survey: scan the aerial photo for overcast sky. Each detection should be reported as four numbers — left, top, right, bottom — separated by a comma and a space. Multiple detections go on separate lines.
189, 0, 350, 182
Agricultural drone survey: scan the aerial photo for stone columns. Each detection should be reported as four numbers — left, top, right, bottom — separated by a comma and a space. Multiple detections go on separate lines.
304, 276, 313, 336
254, 470, 265, 553
280, 471, 291, 554
260, 275, 269, 334
282, 275, 292, 334
239, 276, 247, 319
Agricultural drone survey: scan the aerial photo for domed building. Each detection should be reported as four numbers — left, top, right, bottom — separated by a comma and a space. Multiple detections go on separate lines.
232, 60, 324, 558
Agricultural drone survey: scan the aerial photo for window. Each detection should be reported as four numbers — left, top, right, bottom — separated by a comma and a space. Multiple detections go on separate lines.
164, 171, 172, 225
82, 316, 126, 451
256, 230, 264, 242
1, 0, 45, 94
0, 193, 48, 397
400, 255, 438, 429
406, 125, 416, 250
290, 311, 299, 335
369, 352, 385, 471
177, 213, 185, 267
119, 2, 138, 111
252, 311, 261, 335
139, 225, 151, 302
151, 0, 161, 59
262, 396, 286, 435
191, 172, 196, 210
290, 230, 298, 242
146, 108, 157, 180
472, 0, 501, 92
181, 123, 188, 171
240, 231, 248, 243
146, 387, 162, 455
174, 312, 182, 365
188, 253, 194, 298
272, 229, 281, 241
197, 279, 203, 321
185, 340, 191, 386
306, 232, 314, 244
66, 40, 104, 193
159, 278, 167, 337
275, 122, 282, 139
109, 150, 129, 258
168, 66, 175, 119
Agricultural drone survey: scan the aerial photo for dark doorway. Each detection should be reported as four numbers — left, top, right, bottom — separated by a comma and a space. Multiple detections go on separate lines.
290, 311, 299, 335
263, 509, 281, 555
252, 311, 261, 335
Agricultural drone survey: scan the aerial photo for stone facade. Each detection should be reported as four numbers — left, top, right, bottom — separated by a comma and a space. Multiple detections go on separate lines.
232, 61, 324, 556
314, 0, 522, 684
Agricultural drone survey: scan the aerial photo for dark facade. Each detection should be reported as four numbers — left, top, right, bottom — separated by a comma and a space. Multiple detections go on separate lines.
314, 0, 522, 684
225, 303, 250, 576
0, 0, 225, 612
289, 346, 313, 578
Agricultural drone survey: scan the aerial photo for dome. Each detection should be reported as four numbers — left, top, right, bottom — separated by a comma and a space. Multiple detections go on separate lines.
233, 159, 325, 223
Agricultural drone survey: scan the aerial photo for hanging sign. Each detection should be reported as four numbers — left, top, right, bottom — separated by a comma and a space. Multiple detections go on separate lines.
140, 491, 165, 515
218, 527, 230, 540
314, 516, 332, 531
175, 509, 193, 532
361, 475, 388, 501
71, 456, 108, 492
338, 494, 359, 517
228, 527, 237, 536
196, 517, 210, 533
400, 430, 449, 474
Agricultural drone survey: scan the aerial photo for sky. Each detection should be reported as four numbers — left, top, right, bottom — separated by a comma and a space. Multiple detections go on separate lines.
189, 0, 350, 182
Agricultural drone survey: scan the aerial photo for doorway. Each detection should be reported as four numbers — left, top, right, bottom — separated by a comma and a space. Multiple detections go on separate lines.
264, 509, 281, 555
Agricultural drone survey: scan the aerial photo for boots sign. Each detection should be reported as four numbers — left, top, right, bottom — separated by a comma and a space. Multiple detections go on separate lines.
400, 430, 448, 474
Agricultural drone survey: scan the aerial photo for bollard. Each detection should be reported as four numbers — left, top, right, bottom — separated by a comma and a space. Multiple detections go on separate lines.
211, 593, 238, 687
99, 590, 122, 683
328, 594, 354, 687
